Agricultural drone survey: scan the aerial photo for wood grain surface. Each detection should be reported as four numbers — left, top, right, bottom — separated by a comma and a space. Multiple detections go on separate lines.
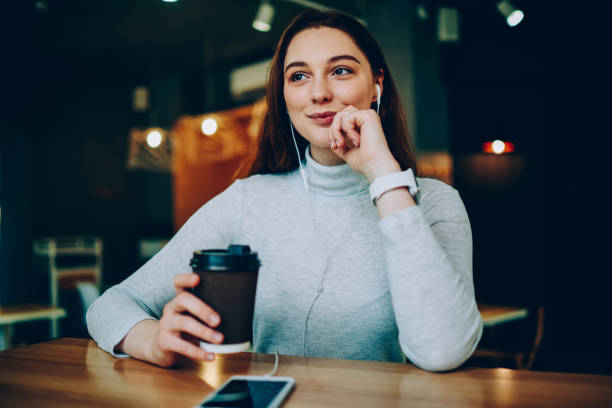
0, 338, 610, 407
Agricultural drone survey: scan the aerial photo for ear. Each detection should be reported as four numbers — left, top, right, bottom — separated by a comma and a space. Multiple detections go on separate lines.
372, 69, 385, 102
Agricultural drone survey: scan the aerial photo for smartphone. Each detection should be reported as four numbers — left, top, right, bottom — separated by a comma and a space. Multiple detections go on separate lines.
196, 375, 295, 408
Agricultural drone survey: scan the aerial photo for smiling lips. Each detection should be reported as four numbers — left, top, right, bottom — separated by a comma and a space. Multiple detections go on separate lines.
307, 111, 337, 125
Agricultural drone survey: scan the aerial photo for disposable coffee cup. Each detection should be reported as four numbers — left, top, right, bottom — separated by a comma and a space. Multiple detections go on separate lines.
190, 244, 260, 354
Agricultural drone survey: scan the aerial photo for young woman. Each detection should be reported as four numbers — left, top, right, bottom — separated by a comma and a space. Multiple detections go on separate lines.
87, 10, 482, 372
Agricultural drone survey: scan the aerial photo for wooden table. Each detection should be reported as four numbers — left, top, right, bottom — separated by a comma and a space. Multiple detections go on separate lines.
0, 304, 66, 350
0, 338, 610, 407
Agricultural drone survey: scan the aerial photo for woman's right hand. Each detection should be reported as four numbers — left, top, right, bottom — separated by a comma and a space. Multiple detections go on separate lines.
147, 273, 224, 367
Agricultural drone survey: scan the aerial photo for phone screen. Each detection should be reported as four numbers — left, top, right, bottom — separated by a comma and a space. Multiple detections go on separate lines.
199, 379, 291, 408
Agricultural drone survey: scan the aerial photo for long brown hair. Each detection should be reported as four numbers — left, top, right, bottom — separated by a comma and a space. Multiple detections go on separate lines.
248, 9, 417, 176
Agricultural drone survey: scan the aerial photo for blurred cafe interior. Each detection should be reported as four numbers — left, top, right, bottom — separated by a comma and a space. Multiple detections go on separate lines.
0, 0, 609, 377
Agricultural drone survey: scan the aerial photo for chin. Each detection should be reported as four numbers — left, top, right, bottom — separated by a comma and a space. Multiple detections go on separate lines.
309, 139, 332, 149
299, 126, 331, 148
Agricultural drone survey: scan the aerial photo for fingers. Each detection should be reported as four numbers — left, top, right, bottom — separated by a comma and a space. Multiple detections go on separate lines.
164, 291, 221, 328
157, 330, 215, 362
331, 142, 348, 162
331, 105, 378, 151
160, 311, 224, 345
330, 105, 359, 149
174, 273, 199, 294
156, 290, 223, 364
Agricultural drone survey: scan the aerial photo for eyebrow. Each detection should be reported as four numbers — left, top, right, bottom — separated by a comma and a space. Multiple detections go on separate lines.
284, 54, 361, 73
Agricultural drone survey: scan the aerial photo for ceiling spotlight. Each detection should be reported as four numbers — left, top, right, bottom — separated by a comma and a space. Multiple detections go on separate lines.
253, 0, 275, 32
497, 1, 524, 27
34, 1, 48, 11
416, 3, 429, 20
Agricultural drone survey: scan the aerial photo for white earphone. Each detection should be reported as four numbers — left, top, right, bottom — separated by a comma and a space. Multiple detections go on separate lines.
375, 84, 381, 114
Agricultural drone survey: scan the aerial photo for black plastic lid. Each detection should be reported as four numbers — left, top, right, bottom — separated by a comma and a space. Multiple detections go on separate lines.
190, 245, 260, 272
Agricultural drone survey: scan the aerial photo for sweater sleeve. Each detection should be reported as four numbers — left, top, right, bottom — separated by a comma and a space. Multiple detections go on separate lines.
86, 180, 244, 357
379, 179, 483, 371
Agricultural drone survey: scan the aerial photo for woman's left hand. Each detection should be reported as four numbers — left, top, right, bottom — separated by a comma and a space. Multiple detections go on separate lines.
329, 105, 400, 181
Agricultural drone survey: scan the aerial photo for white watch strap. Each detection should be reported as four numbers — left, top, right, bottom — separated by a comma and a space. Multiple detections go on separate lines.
369, 168, 418, 205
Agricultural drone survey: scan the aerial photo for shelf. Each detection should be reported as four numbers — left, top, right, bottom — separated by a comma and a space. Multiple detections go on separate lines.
34, 247, 101, 255
479, 304, 529, 327
0, 305, 66, 325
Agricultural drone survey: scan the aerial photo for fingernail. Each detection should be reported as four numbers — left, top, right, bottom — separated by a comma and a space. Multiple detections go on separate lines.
206, 353, 215, 361
330, 140, 336, 149
213, 333, 222, 342
209, 315, 219, 325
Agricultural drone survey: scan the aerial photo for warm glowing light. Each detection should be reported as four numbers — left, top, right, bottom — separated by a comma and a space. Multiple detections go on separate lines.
146, 130, 163, 148
507, 10, 524, 27
483, 140, 515, 154
199, 362, 223, 388
497, 368, 515, 378
492, 140, 506, 154
201, 118, 218, 135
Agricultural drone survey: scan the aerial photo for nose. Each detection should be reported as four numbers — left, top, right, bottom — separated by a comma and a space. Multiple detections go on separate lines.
310, 76, 332, 104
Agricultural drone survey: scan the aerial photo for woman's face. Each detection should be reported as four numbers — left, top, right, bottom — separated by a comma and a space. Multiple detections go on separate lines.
283, 27, 379, 165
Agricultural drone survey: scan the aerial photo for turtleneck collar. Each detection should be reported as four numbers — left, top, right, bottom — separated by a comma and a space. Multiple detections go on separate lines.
303, 145, 369, 197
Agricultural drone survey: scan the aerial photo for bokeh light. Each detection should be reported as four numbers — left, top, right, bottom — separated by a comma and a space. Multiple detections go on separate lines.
201, 118, 218, 135
146, 130, 163, 148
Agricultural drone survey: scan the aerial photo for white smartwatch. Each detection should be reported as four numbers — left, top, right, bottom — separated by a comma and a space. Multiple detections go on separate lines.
369, 168, 419, 205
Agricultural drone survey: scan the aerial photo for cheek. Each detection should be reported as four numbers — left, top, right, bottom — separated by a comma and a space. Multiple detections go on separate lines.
335, 82, 372, 109
284, 86, 307, 111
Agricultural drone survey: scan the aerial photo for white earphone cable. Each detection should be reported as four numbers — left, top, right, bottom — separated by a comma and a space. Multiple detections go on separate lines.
376, 84, 381, 115
289, 83, 379, 194
263, 348, 280, 377
289, 120, 309, 191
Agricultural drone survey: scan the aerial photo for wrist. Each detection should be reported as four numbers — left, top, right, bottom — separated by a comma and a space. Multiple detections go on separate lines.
135, 320, 165, 364
363, 156, 401, 182
144, 333, 160, 363
369, 167, 419, 206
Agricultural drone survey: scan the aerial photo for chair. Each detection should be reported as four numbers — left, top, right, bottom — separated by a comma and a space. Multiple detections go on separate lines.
470, 304, 545, 370
76, 282, 100, 315
33, 237, 102, 338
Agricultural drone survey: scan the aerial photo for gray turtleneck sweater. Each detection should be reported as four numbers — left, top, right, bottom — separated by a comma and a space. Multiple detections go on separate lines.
87, 149, 483, 372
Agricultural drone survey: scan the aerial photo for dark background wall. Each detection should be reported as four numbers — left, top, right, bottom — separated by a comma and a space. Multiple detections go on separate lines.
1, 1, 609, 374
446, 3, 609, 374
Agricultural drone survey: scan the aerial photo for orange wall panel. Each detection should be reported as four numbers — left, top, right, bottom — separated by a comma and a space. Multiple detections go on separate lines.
172, 101, 263, 231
